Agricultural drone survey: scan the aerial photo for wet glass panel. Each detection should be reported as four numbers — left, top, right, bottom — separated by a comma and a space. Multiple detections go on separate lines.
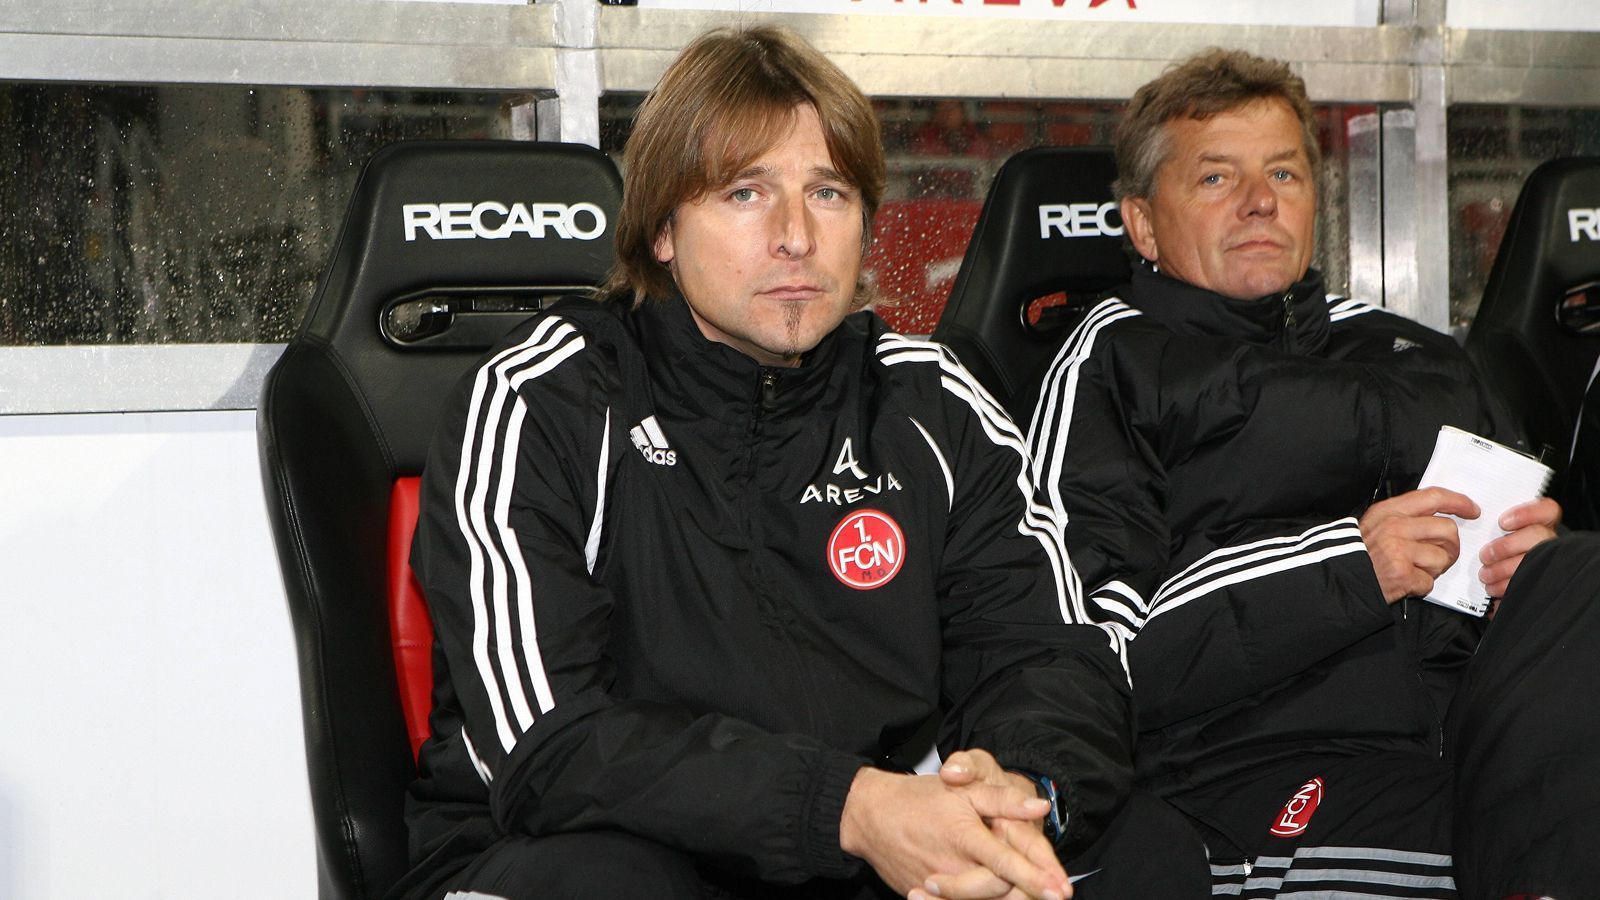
602, 93, 1371, 335
0, 84, 528, 345
1448, 105, 1600, 330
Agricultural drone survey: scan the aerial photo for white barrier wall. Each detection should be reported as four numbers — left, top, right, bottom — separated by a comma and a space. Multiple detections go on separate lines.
0, 409, 315, 898
635, 0, 1383, 26
1450, 0, 1600, 31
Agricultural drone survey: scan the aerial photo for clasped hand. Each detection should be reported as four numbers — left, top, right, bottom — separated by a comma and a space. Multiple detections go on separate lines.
839, 749, 1071, 900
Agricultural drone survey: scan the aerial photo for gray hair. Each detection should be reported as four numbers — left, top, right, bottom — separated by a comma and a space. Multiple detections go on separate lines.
1113, 47, 1319, 201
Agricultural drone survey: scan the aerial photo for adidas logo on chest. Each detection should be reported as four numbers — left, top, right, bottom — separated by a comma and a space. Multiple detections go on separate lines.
629, 415, 677, 467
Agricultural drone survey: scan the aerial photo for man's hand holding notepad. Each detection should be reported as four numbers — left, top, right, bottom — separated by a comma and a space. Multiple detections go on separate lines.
1413, 426, 1554, 616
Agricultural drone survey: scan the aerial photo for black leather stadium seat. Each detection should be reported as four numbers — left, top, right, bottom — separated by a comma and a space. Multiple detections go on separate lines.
1465, 157, 1600, 530
257, 140, 622, 900
930, 147, 1129, 418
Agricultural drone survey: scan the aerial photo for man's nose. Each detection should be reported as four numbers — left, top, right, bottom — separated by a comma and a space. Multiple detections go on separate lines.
772, 192, 815, 259
1240, 173, 1279, 218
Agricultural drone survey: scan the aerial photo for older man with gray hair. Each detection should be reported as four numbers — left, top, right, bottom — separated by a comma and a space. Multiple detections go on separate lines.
1028, 47, 1600, 899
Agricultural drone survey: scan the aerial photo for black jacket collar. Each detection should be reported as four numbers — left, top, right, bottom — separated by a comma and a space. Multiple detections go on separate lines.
1123, 263, 1332, 354
634, 295, 843, 420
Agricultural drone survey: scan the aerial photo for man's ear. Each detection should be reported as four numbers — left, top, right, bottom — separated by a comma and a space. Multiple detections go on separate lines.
1121, 196, 1159, 263
653, 221, 675, 266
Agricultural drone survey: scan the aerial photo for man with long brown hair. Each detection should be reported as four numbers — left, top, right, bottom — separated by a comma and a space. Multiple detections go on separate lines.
389, 26, 1191, 900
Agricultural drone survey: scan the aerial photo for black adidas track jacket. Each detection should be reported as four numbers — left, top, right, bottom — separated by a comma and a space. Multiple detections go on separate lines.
402, 295, 1133, 886
1026, 266, 1509, 803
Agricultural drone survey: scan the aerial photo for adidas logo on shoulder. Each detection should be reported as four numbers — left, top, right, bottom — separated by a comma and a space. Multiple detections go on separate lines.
630, 415, 677, 467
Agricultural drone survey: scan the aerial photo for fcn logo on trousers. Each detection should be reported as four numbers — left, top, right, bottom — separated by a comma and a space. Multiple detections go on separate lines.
1270, 777, 1324, 838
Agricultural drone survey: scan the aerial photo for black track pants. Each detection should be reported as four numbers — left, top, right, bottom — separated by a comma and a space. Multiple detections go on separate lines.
1181, 753, 1457, 899
406, 789, 1209, 899
1171, 533, 1600, 900
1448, 532, 1600, 899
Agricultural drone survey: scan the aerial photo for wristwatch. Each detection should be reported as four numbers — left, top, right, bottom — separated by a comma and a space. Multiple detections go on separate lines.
1010, 769, 1068, 847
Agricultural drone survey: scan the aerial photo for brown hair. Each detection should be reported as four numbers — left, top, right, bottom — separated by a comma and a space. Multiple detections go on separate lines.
603, 25, 886, 306
1113, 48, 1319, 201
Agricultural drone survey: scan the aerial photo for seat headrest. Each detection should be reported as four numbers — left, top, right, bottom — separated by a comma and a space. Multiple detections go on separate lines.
1480, 158, 1600, 305
305, 140, 623, 349
931, 147, 1129, 415
290, 140, 623, 471
1467, 156, 1600, 458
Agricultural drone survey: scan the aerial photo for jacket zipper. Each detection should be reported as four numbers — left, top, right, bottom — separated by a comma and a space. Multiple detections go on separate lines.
1364, 366, 1395, 505
1280, 288, 1298, 353
749, 367, 823, 732
759, 368, 779, 414
1363, 366, 1439, 753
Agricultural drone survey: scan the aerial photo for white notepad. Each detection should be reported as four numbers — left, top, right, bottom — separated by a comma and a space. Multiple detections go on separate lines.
1415, 426, 1552, 616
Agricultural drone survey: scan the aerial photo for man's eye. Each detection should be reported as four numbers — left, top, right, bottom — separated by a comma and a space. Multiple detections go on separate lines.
815, 187, 841, 201
1201, 173, 1223, 186
730, 187, 757, 202
1272, 169, 1294, 181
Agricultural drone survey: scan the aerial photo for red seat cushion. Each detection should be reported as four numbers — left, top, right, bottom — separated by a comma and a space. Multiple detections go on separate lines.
387, 477, 435, 761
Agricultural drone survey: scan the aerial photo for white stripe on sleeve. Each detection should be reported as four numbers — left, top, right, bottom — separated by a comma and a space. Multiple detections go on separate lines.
453, 316, 585, 754
877, 334, 1129, 676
